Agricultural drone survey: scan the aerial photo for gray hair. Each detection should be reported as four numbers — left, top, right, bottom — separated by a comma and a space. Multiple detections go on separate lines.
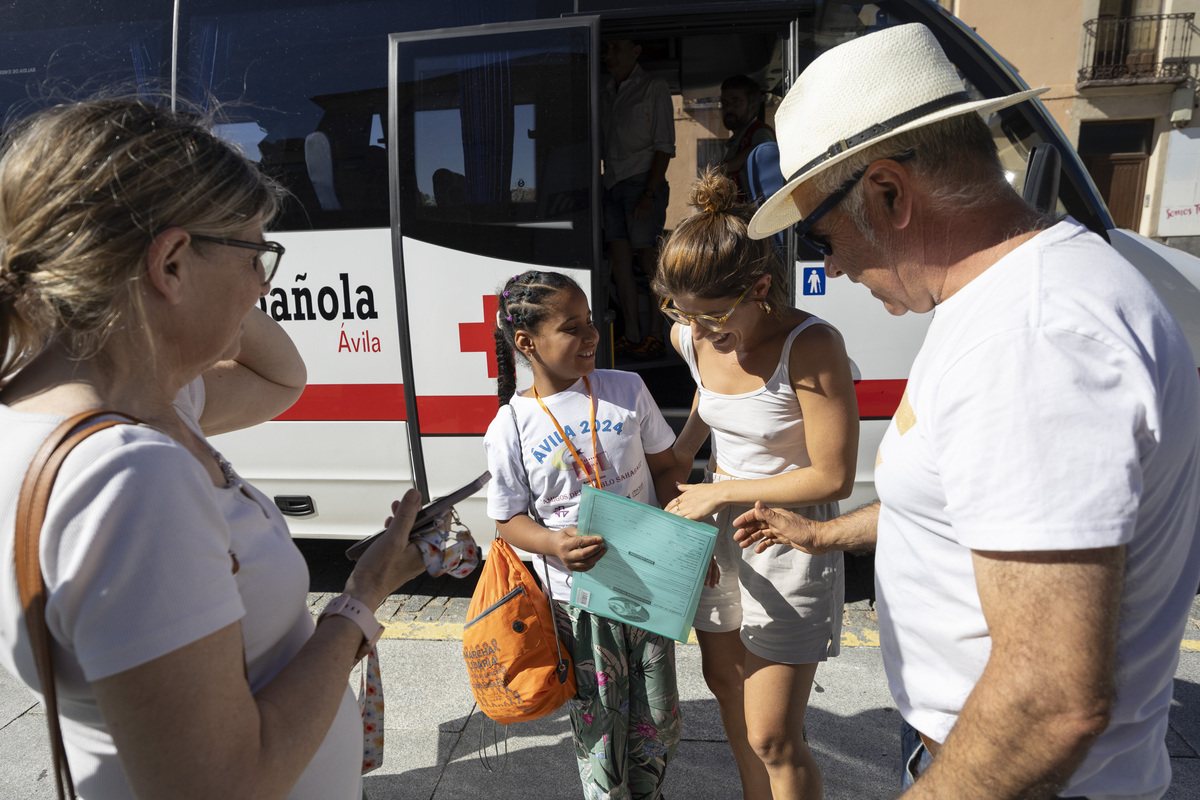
808, 113, 1013, 243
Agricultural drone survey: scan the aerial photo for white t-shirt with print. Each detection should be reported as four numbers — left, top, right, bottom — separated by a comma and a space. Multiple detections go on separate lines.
484, 370, 676, 601
0, 379, 362, 799
874, 219, 1200, 799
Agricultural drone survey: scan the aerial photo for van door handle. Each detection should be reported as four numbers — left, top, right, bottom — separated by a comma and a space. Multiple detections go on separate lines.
274, 495, 316, 517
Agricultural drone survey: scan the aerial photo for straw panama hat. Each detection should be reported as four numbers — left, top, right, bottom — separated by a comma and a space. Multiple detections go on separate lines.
747, 23, 1048, 240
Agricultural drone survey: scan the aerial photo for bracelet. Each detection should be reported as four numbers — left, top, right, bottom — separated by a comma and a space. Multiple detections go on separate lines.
319, 593, 383, 661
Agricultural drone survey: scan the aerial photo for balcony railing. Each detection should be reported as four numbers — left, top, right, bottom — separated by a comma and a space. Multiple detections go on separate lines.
1078, 12, 1194, 88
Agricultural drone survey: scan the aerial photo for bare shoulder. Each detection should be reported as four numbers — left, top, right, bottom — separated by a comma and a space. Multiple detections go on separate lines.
787, 313, 852, 388
668, 322, 686, 355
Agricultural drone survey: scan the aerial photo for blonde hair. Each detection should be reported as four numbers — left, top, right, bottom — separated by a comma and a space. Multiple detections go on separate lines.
653, 167, 787, 308
0, 98, 283, 381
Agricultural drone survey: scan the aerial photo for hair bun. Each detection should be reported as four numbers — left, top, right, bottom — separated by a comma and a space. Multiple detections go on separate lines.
688, 167, 740, 216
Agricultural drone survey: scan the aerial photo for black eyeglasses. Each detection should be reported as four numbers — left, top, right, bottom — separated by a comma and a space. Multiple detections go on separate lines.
190, 234, 285, 284
795, 150, 915, 257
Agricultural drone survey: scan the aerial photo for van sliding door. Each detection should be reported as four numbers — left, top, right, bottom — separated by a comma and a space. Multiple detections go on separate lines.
388, 18, 600, 504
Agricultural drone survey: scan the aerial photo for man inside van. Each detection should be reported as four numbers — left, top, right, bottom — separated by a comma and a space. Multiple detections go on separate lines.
601, 38, 674, 359
737, 23, 1200, 799
718, 74, 775, 201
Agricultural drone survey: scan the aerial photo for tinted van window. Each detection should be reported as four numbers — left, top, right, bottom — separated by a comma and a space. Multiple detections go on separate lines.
178, 0, 571, 232
0, 4, 169, 130
393, 25, 595, 268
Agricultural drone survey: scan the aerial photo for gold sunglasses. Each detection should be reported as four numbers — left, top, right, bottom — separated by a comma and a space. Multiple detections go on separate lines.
659, 285, 753, 333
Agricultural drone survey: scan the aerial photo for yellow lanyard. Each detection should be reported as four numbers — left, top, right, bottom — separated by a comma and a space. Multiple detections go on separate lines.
533, 375, 601, 490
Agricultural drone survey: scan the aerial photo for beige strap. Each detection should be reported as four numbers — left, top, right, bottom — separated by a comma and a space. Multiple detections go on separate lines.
15, 411, 136, 800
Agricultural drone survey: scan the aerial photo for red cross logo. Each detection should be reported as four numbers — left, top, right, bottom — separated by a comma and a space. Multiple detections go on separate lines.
459, 294, 500, 377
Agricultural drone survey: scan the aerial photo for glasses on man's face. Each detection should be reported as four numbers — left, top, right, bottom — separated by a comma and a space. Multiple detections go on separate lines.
659, 285, 754, 333
191, 234, 285, 284
795, 150, 915, 257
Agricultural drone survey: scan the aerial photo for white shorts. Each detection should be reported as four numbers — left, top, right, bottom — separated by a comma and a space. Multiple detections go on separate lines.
691, 471, 844, 664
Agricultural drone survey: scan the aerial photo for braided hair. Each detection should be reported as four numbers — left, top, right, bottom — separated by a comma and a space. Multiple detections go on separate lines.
493, 270, 581, 405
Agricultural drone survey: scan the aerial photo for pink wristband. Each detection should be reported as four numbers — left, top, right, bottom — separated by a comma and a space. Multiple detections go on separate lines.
319, 593, 383, 660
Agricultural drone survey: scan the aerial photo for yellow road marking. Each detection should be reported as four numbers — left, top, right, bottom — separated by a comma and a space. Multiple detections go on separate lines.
380, 622, 1197, 653
841, 629, 881, 648
382, 621, 464, 641
381, 620, 702, 644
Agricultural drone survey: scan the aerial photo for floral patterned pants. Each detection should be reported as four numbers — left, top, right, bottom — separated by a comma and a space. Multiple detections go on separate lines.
558, 603, 682, 800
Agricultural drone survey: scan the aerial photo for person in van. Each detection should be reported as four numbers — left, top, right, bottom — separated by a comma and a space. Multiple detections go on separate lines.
736, 23, 1200, 797
718, 74, 776, 202
601, 38, 674, 359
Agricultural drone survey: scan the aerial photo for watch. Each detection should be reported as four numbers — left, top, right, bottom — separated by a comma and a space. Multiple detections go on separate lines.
642, 188, 655, 199
319, 593, 383, 660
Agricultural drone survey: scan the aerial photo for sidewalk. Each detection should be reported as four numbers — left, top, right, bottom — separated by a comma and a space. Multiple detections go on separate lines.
359, 634, 900, 799
1, 550, 1198, 798
332, 572, 1199, 800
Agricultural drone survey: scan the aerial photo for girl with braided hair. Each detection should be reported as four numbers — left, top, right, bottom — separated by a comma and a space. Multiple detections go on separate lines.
484, 269, 683, 800
653, 169, 859, 800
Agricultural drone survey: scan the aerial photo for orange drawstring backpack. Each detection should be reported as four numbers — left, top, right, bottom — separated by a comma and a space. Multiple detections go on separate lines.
463, 401, 577, 761
462, 535, 575, 725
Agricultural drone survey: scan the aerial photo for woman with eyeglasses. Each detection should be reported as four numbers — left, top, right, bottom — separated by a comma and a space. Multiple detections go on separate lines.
0, 98, 426, 799
653, 168, 859, 800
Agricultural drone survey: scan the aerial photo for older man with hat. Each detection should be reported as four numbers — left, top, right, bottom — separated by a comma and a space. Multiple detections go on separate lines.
733, 23, 1200, 798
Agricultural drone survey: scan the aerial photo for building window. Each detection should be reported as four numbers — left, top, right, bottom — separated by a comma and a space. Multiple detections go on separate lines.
1078, 119, 1155, 230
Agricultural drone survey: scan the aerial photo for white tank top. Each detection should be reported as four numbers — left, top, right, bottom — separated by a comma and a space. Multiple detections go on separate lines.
679, 317, 832, 480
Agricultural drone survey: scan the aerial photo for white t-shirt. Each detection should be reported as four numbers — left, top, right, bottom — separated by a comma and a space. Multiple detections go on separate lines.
0, 379, 362, 799
601, 64, 676, 189
484, 370, 676, 600
875, 219, 1200, 799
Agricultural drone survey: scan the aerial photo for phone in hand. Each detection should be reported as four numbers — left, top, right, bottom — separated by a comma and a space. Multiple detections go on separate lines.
344, 471, 490, 561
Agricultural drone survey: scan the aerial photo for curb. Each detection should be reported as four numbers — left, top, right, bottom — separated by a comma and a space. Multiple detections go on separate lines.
308, 587, 1200, 653
377, 620, 887, 647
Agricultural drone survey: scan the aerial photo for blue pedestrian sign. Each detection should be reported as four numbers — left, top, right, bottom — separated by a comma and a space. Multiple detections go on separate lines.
803, 266, 825, 296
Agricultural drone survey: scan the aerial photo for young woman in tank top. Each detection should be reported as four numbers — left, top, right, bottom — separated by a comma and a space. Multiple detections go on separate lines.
653, 168, 859, 800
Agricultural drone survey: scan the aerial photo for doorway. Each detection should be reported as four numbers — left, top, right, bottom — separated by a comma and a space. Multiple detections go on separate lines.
1078, 119, 1154, 230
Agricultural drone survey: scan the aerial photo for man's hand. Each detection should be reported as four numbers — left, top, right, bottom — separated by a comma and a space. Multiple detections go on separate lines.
732, 501, 830, 554
734, 500, 880, 555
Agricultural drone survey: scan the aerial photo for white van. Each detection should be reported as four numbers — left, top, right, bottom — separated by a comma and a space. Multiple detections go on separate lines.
5, 0, 1199, 544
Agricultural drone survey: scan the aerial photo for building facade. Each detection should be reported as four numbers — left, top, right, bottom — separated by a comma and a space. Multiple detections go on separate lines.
942, 0, 1200, 253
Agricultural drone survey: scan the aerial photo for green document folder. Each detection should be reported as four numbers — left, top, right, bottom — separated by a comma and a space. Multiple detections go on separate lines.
570, 485, 719, 642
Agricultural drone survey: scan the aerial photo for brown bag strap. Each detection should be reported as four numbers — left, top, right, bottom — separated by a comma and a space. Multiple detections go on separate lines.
15, 410, 137, 800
